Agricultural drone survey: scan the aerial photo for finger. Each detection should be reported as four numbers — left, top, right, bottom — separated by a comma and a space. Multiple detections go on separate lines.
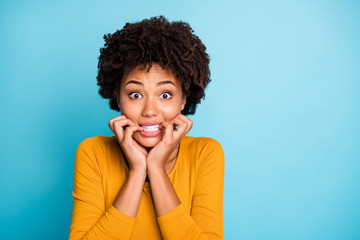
161, 121, 175, 140
110, 118, 133, 132
176, 114, 193, 133
123, 125, 143, 144
170, 114, 184, 130
172, 118, 188, 139
111, 119, 134, 141
109, 114, 127, 123
132, 138, 148, 155
108, 115, 128, 129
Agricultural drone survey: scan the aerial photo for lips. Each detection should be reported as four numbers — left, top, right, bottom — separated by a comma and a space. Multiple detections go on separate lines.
140, 122, 161, 127
139, 122, 162, 137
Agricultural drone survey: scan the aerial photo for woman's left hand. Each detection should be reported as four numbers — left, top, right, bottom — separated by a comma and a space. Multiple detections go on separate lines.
146, 114, 193, 172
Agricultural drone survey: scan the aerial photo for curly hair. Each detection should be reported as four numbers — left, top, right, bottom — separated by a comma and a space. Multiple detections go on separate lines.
96, 15, 211, 115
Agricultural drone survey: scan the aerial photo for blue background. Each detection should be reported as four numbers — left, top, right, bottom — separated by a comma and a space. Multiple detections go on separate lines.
1, 0, 359, 239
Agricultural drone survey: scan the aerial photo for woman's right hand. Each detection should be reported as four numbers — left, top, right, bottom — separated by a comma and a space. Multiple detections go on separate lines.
108, 115, 147, 172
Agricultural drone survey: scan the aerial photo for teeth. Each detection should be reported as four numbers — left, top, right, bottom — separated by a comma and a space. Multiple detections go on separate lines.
142, 125, 160, 132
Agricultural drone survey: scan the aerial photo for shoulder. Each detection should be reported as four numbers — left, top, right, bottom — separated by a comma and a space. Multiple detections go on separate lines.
182, 136, 224, 179
182, 135, 223, 153
75, 135, 119, 168
76, 135, 118, 153
182, 136, 224, 167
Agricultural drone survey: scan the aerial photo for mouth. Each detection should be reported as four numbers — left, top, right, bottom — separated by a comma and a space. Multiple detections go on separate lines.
142, 124, 160, 132
139, 122, 162, 137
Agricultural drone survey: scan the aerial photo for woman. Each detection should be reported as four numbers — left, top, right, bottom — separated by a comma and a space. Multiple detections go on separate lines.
69, 16, 224, 240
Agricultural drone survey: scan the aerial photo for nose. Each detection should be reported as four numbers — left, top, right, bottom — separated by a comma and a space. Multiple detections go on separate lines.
142, 98, 159, 117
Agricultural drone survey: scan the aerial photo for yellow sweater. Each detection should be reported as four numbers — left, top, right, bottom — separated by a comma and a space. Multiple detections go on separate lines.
69, 135, 224, 240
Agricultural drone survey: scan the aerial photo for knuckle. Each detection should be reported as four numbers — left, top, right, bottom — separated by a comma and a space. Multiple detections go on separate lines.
114, 121, 122, 127
125, 126, 135, 132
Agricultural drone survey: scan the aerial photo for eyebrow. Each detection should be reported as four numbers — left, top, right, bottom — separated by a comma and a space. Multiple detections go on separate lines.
125, 80, 176, 87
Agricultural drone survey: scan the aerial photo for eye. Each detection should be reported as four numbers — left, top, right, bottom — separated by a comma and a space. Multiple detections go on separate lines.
129, 92, 142, 99
160, 92, 172, 99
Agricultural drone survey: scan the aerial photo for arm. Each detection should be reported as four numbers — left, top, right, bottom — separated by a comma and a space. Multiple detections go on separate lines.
147, 167, 181, 217
69, 138, 138, 240
69, 116, 148, 240
147, 114, 224, 240
146, 115, 190, 217
112, 169, 147, 217
155, 139, 225, 240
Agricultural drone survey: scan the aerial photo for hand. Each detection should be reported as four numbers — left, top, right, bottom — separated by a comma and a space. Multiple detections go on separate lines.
146, 114, 193, 172
109, 115, 147, 172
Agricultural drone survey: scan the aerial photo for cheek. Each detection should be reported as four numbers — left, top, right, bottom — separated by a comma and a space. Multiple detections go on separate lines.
160, 102, 182, 119
119, 99, 139, 119
122, 111, 140, 123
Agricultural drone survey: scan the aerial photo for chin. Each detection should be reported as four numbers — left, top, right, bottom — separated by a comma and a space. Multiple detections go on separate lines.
133, 133, 162, 148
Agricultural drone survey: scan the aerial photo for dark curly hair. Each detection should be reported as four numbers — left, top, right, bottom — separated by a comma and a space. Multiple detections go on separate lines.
96, 15, 211, 115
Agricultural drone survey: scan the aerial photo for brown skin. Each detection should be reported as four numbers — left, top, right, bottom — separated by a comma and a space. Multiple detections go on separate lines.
108, 63, 193, 217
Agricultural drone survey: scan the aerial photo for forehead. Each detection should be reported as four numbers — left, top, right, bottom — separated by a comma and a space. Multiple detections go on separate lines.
122, 63, 181, 87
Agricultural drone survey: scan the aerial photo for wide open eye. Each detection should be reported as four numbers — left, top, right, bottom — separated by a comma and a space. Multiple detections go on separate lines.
160, 92, 172, 100
129, 92, 142, 99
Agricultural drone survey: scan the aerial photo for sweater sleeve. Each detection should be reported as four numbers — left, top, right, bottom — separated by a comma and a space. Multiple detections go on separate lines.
69, 138, 136, 240
157, 138, 225, 240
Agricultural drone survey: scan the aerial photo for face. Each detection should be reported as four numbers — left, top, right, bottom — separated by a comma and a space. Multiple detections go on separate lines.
117, 63, 186, 148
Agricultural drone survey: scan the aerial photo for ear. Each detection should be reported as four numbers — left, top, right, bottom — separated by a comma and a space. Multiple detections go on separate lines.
181, 97, 186, 111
